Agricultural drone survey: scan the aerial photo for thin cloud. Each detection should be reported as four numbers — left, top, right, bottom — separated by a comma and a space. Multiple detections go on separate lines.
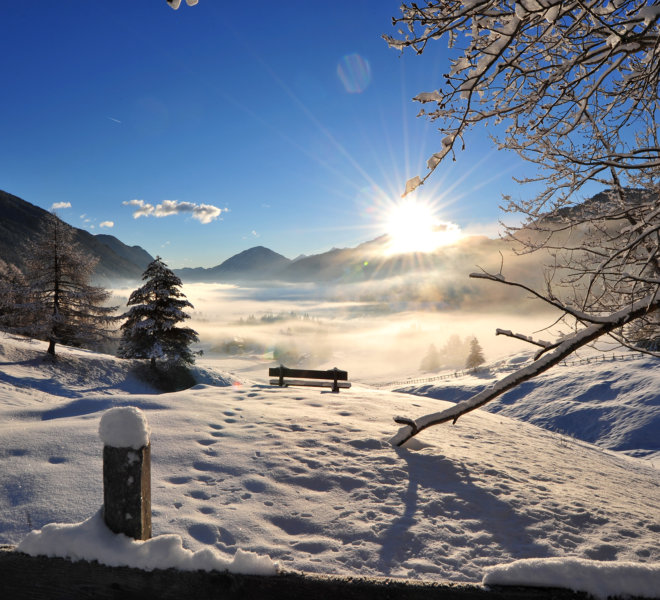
123, 199, 226, 224
51, 202, 72, 210
106, 116, 122, 124
99, 221, 114, 228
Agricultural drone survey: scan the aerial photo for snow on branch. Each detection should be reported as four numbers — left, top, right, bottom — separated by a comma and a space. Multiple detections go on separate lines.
385, 1, 660, 199
468, 271, 627, 325
495, 329, 551, 349
390, 287, 660, 447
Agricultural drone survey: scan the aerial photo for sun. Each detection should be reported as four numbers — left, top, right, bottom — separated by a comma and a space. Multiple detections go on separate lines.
384, 199, 462, 255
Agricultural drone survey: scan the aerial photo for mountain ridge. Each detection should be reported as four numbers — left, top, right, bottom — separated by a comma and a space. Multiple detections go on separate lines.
0, 190, 154, 285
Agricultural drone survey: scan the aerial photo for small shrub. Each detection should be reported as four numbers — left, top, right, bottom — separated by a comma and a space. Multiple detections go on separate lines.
133, 362, 197, 393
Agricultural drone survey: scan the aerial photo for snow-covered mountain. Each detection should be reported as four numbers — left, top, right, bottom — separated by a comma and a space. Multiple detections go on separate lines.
0, 332, 657, 597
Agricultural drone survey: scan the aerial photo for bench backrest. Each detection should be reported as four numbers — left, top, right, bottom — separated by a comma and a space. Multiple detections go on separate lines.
269, 365, 348, 381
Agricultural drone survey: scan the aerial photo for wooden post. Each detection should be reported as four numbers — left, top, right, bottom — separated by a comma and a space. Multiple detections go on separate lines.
99, 407, 152, 540
103, 444, 151, 540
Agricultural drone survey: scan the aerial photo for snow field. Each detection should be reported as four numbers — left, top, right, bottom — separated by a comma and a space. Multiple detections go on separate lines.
0, 333, 658, 594
396, 350, 660, 460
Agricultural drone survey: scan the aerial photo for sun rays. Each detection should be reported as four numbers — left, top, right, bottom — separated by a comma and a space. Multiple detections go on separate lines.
383, 198, 462, 255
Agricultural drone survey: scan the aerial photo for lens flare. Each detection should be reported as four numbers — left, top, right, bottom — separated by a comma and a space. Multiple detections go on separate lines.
337, 54, 372, 94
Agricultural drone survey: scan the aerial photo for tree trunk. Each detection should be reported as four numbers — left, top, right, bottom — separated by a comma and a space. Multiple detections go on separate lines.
47, 339, 56, 356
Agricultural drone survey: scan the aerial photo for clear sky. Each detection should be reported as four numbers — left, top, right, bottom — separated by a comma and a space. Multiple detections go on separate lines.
3, 1, 543, 268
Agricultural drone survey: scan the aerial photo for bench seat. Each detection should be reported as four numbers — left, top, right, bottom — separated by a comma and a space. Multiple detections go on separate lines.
269, 378, 351, 389
269, 365, 350, 393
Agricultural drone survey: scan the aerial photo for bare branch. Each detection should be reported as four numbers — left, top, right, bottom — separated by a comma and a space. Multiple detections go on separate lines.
392, 289, 660, 447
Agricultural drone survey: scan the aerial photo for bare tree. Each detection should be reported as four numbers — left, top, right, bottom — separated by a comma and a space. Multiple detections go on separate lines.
0, 259, 31, 333
385, 1, 660, 445
22, 214, 117, 356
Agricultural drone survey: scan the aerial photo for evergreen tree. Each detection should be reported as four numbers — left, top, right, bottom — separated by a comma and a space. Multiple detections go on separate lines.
438, 334, 471, 369
118, 257, 199, 368
21, 214, 117, 356
465, 337, 485, 371
420, 343, 440, 372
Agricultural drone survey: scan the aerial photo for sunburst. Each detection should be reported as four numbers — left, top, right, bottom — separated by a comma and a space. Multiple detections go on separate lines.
383, 198, 462, 256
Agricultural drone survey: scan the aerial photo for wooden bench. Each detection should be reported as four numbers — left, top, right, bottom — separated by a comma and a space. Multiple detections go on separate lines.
269, 365, 351, 393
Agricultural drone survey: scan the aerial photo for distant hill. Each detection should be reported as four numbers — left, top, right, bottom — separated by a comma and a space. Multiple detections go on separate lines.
175, 246, 291, 282
0, 190, 153, 285
544, 187, 652, 222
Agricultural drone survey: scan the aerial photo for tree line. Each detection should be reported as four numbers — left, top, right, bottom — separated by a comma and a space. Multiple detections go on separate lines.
420, 336, 485, 372
0, 213, 198, 378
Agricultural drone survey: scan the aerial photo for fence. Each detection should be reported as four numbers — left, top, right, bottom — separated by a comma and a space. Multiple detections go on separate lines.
375, 351, 650, 389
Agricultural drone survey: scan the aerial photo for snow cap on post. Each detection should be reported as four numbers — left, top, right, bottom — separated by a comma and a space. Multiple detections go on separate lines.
99, 407, 150, 449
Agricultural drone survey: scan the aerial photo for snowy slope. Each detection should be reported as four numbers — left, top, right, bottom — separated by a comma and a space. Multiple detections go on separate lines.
393, 351, 660, 462
0, 333, 658, 592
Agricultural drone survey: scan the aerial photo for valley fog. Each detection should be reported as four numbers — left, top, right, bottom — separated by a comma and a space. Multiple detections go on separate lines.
114, 281, 556, 383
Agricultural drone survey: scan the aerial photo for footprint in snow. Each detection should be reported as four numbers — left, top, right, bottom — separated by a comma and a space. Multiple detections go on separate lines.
8, 449, 29, 457
187, 489, 212, 501
188, 523, 217, 544
196, 439, 216, 446
167, 476, 192, 485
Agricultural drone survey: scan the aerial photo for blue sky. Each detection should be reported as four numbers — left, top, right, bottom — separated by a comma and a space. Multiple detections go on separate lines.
3, 1, 538, 268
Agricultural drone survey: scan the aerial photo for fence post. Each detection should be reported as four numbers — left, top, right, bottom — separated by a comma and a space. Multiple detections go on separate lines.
99, 407, 152, 540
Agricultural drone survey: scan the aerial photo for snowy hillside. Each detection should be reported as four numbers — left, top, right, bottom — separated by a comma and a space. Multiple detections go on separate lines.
393, 351, 660, 463
0, 333, 658, 596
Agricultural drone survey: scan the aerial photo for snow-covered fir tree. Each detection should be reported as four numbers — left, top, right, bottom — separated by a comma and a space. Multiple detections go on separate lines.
118, 257, 199, 368
21, 214, 117, 356
465, 338, 485, 371
420, 343, 440, 372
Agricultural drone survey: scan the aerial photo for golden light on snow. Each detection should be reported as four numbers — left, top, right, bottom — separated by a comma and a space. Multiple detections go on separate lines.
383, 198, 462, 255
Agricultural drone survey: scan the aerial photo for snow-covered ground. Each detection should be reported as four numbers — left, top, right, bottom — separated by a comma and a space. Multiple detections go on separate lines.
0, 333, 658, 598
393, 350, 660, 464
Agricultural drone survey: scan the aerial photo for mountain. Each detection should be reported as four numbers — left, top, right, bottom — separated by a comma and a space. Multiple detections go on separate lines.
175, 233, 504, 286
0, 190, 153, 285
94, 234, 154, 273
175, 246, 291, 282
544, 187, 653, 222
